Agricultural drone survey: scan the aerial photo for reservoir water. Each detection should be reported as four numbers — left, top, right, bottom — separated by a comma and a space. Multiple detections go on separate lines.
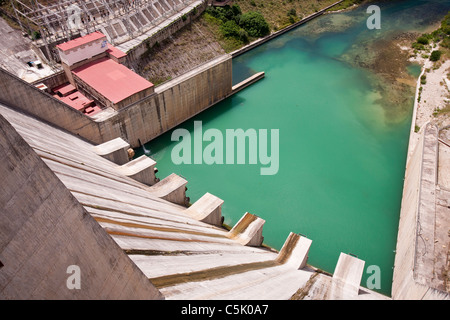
137, 0, 450, 296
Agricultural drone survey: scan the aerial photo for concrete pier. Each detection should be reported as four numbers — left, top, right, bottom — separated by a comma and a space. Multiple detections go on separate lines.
276, 233, 312, 269
93, 137, 131, 165
148, 173, 189, 206
231, 72, 265, 94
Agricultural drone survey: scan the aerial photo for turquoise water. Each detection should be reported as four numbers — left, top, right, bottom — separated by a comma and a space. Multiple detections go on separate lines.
407, 63, 423, 78
137, 0, 450, 296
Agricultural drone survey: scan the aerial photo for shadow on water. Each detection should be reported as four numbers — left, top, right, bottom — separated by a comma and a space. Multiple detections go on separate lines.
232, 60, 258, 85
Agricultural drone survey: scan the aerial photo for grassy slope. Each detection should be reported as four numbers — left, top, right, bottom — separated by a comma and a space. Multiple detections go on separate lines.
231, 0, 366, 31
203, 0, 353, 53
140, 0, 366, 81
139, 18, 226, 85
233, 0, 339, 31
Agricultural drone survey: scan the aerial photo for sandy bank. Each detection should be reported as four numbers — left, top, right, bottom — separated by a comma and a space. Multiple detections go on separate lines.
404, 45, 450, 154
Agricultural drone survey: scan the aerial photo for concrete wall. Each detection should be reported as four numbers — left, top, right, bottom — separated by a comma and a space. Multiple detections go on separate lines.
0, 113, 163, 300
0, 67, 104, 145
392, 129, 425, 299
31, 70, 68, 93
59, 37, 108, 67
392, 124, 449, 300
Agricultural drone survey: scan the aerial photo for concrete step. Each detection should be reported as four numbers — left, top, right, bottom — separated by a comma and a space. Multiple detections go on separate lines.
185, 192, 224, 226
160, 263, 314, 300
116, 155, 159, 185
276, 232, 312, 269
93, 137, 130, 165
227, 212, 265, 246
330, 253, 365, 298
130, 251, 277, 279
149, 173, 189, 206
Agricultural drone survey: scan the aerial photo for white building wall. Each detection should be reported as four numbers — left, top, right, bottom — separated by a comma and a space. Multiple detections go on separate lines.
59, 37, 108, 66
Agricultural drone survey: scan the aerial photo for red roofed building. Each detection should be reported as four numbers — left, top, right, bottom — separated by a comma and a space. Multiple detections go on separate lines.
56, 32, 154, 111
72, 57, 154, 110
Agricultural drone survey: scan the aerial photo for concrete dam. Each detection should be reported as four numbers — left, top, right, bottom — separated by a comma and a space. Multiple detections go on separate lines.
0, 52, 390, 299
0, 88, 388, 300
1, 52, 446, 299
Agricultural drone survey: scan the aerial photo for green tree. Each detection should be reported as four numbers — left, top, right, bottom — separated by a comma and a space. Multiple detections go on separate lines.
231, 4, 242, 17
416, 36, 429, 45
238, 28, 249, 44
220, 20, 241, 38
430, 50, 442, 62
287, 8, 297, 17
441, 11, 450, 34
239, 11, 270, 38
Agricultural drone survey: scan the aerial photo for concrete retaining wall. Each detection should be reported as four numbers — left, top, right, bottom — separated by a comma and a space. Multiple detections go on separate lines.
0, 68, 104, 145
392, 128, 426, 299
392, 123, 449, 300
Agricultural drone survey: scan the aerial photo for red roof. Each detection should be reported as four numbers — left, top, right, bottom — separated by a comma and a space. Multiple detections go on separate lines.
53, 89, 102, 117
55, 91, 94, 111
53, 83, 77, 97
57, 31, 107, 51
107, 43, 127, 59
72, 57, 153, 104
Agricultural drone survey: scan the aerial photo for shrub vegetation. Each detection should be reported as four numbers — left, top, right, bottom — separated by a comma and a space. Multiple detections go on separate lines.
430, 50, 442, 62
411, 11, 450, 62
205, 4, 270, 49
